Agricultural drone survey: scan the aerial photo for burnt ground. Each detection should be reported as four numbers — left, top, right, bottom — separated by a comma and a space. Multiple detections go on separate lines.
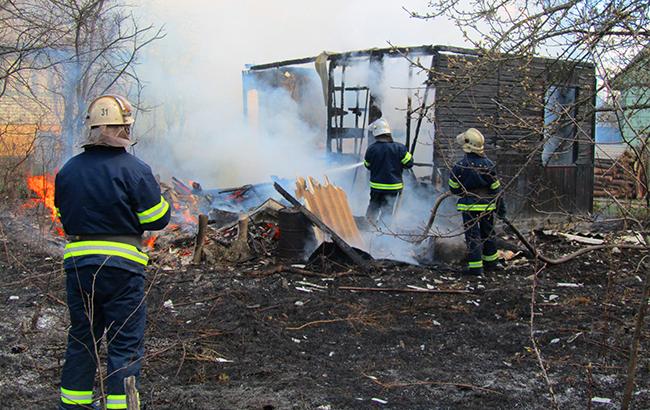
0, 213, 649, 410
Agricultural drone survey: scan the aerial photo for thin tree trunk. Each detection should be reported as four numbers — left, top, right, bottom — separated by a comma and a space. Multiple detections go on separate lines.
620, 234, 650, 410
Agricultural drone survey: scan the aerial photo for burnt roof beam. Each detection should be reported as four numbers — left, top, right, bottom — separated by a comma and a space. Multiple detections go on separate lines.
247, 45, 436, 71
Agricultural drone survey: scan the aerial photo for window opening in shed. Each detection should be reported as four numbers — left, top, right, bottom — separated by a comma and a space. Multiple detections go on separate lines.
542, 85, 578, 166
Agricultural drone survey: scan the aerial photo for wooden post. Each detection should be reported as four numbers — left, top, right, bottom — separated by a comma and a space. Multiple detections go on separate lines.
237, 216, 249, 243
273, 182, 369, 271
124, 376, 140, 410
231, 215, 251, 261
192, 214, 209, 264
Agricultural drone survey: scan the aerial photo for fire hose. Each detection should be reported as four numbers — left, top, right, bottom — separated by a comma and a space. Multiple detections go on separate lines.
418, 192, 647, 265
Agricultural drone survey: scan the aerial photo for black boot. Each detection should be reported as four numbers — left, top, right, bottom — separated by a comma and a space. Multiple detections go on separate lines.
463, 267, 483, 276
484, 260, 504, 272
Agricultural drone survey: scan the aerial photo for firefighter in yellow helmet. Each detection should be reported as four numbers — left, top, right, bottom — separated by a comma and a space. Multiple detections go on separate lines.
448, 128, 506, 276
55, 94, 170, 409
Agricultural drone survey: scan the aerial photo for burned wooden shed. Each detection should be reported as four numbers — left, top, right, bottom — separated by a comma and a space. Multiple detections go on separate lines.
242, 45, 596, 217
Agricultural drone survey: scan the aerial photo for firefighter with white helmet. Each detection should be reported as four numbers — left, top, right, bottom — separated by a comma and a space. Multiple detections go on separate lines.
363, 118, 414, 225
448, 128, 506, 275
55, 94, 169, 409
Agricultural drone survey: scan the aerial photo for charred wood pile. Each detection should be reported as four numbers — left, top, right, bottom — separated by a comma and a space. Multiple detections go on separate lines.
149, 176, 368, 271
160, 177, 202, 227
151, 196, 283, 268
200, 200, 283, 264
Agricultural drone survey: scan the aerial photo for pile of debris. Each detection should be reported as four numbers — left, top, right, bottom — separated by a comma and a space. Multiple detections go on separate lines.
201, 199, 284, 264
147, 198, 284, 268
148, 176, 371, 273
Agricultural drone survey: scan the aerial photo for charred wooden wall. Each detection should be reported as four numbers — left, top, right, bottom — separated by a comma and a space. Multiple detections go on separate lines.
432, 47, 596, 216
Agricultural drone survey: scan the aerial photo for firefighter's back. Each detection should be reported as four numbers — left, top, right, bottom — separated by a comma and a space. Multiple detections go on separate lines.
56, 146, 156, 236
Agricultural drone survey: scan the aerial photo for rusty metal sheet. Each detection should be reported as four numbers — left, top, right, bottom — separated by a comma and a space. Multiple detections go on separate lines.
295, 177, 364, 249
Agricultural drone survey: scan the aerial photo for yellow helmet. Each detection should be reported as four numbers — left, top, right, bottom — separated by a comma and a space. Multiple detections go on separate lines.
456, 128, 485, 155
86, 94, 134, 128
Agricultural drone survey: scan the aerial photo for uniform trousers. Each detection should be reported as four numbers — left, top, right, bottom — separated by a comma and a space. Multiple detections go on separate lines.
366, 190, 400, 226
461, 211, 499, 274
60, 265, 145, 409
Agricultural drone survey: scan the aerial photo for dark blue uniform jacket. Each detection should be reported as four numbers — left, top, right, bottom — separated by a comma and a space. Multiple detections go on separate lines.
55, 146, 170, 273
448, 153, 501, 211
364, 140, 414, 192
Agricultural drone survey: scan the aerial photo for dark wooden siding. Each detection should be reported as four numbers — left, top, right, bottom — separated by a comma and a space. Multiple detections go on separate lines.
432, 48, 595, 216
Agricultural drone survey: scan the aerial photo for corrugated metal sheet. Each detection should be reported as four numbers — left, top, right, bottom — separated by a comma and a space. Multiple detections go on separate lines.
295, 176, 364, 249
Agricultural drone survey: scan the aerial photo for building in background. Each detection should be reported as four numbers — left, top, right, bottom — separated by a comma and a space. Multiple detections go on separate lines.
613, 45, 650, 146
243, 45, 597, 217
0, 70, 61, 175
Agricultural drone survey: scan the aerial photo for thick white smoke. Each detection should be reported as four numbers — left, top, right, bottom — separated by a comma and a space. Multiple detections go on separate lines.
130, 0, 467, 262
132, 0, 462, 183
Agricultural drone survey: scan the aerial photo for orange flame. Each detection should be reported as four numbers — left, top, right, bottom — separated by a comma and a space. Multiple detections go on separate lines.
182, 209, 198, 224
144, 234, 158, 250
25, 174, 64, 236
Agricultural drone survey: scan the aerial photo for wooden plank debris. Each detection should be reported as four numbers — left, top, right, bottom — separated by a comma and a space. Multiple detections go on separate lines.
558, 232, 604, 245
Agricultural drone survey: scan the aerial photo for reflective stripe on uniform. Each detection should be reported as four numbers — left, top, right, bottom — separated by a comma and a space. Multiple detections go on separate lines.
401, 151, 413, 165
457, 203, 496, 211
363, 160, 370, 167
106, 394, 128, 409
64, 240, 149, 266
448, 179, 460, 189
55, 206, 62, 218
483, 251, 499, 262
468, 260, 483, 268
137, 196, 169, 224
490, 180, 501, 190
61, 387, 93, 405
369, 181, 404, 190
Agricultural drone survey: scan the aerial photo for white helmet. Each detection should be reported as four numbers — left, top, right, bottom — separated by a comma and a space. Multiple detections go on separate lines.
369, 118, 391, 137
456, 128, 485, 155
86, 94, 134, 128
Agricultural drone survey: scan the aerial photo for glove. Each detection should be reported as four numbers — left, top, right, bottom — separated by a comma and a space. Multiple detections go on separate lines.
496, 197, 507, 219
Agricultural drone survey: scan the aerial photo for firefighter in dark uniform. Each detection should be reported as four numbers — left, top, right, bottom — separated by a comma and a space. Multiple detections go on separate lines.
54, 95, 170, 409
363, 118, 414, 225
448, 128, 506, 275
